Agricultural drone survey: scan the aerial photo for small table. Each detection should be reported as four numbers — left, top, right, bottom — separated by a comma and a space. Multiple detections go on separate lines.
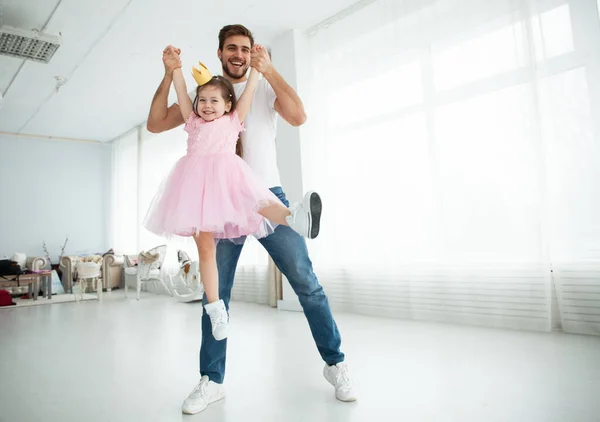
0, 271, 53, 300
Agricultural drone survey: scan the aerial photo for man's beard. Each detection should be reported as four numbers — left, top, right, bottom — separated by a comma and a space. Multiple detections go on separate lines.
222, 59, 249, 80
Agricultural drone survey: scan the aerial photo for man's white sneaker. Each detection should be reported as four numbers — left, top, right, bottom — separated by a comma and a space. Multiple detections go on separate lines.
181, 376, 225, 415
286, 191, 322, 239
323, 362, 357, 402
204, 299, 229, 341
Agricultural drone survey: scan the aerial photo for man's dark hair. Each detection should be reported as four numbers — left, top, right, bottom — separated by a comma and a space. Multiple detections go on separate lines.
218, 24, 254, 50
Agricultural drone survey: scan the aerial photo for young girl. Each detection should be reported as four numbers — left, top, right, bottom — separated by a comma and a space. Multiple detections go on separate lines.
143, 48, 321, 341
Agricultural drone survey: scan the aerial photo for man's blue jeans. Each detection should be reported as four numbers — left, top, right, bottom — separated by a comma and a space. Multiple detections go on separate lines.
200, 187, 345, 383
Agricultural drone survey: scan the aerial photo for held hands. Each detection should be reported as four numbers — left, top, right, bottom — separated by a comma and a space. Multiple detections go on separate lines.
250, 44, 272, 74
163, 45, 182, 77
163, 43, 271, 77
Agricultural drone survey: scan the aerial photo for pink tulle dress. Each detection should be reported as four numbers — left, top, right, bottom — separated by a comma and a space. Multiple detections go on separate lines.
143, 110, 279, 240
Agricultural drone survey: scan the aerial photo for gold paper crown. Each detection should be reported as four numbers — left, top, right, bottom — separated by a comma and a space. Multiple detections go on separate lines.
191, 61, 213, 86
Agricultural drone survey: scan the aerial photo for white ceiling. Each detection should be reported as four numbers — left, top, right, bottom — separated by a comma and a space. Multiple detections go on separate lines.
0, 0, 356, 142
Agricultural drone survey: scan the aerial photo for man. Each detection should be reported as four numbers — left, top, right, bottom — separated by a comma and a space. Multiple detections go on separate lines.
147, 24, 355, 415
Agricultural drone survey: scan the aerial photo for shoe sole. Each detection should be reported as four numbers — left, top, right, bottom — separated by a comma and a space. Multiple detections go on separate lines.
335, 394, 357, 402
304, 191, 322, 239
182, 391, 225, 415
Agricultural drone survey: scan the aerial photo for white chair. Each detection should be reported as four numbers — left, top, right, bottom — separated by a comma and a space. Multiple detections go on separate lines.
124, 245, 171, 300
74, 260, 103, 301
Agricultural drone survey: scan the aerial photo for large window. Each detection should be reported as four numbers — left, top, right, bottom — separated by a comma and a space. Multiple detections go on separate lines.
303, 0, 600, 333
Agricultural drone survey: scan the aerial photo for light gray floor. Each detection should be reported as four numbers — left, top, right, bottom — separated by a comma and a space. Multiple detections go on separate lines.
0, 291, 599, 422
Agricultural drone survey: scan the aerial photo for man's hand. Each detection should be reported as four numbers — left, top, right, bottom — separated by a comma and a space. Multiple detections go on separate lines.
250, 44, 273, 75
163, 45, 182, 77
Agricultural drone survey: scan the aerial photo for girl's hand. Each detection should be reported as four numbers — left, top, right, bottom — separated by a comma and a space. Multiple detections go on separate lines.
250, 44, 272, 74
162, 45, 182, 77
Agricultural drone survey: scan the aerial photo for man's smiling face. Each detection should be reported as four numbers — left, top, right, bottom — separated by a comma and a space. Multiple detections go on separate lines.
218, 35, 252, 81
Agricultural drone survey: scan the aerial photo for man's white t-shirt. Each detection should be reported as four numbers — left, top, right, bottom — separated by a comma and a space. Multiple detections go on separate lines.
232, 79, 281, 189
182, 78, 282, 188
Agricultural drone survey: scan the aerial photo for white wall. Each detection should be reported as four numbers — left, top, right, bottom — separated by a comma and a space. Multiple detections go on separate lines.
0, 135, 111, 264
271, 30, 310, 311
271, 29, 307, 205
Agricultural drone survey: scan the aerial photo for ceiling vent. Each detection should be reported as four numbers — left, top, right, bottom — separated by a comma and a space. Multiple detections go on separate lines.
0, 25, 60, 63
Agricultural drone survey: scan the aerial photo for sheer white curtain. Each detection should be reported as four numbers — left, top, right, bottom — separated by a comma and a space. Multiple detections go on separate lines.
110, 129, 138, 256
111, 125, 271, 302
303, 0, 600, 333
